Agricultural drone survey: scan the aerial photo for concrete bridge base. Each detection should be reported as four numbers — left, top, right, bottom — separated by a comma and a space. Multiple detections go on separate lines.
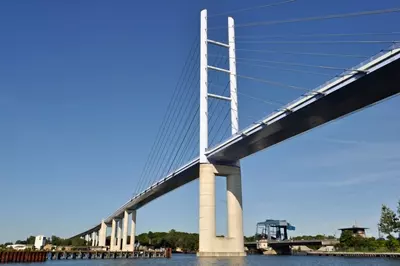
197, 163, 245, 257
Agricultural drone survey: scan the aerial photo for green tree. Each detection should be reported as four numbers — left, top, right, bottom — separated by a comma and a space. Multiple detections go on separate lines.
135, 230, 199, 251
362, 237, 378, 251
398, 200, 400, 215
51, 235, 62, 246
339, 230, 354, 249
166, 229, 177, 248
244, 235, 256, 242
385, 235, 400, 251
26, 236, 35, 245
292, 235, 336, 241
378, 204, 399, 236
137, 233, 149, 245
148, 231, 154, 245
397, 200, 400, 236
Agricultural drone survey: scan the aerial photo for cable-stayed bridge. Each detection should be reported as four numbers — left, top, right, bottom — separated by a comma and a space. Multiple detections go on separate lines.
70, 2, 400, 257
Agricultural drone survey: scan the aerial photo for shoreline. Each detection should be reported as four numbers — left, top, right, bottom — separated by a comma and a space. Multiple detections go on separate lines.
295, 251, 400, 258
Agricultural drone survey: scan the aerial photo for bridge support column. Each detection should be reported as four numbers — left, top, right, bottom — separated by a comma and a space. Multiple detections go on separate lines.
95, 231, 98, 246
110, 219, 116, 251
129, 210, 136, 251
96, 231, 99, 246
99, 220, 107, 247
227, 167, 244, 252
198, 163, 245, 257
91, 232, 95, 246
122, 211, 129, 251
117, 219, 122, 251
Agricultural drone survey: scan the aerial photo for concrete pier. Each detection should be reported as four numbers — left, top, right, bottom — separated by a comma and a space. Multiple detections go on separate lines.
117, 219, 122, 251
110, 219, 116, 251
130, 210, 136, 251
122, 211, 129, 251
197, 164, 245, 257
98, 220, 107, 247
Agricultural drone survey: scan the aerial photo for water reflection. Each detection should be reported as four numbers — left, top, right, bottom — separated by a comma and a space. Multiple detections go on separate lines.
197, 256, 246, 266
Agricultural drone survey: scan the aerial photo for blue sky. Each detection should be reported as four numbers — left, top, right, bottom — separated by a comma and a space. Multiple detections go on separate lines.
0, 0, 399, 243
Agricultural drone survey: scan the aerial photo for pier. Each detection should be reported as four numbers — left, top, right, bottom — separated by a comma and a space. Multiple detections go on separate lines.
0, 251, 47, 263
306, 251, 400, 258
0, 248, 172, 263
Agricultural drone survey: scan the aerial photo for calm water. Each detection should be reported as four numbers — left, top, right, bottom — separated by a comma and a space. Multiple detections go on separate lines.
13, 254, 400, 265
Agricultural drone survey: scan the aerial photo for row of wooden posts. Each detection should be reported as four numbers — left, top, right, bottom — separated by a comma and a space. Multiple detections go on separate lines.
0, 248, 172, 263
0, 251, 47, 263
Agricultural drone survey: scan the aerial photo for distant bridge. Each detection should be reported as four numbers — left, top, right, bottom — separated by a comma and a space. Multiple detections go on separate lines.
245, 239, 339, 248
245, 239, 339, 255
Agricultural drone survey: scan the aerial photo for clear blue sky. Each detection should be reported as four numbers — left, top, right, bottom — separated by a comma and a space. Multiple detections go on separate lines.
1, 0, 399, 243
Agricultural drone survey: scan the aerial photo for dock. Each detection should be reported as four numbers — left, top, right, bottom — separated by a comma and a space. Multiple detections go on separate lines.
0, 249, 172, 263
307, 251, 400, 258
0, 251, 47, 263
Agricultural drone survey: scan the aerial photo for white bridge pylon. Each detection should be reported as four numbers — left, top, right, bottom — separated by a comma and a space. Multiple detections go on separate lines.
198, 9, 245, 257
199, 10, 238, 164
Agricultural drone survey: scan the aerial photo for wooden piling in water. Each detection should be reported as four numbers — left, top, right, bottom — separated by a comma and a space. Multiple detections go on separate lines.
0, 251, 48, 263
165, 248, 172, 258
0, 249, 172, 263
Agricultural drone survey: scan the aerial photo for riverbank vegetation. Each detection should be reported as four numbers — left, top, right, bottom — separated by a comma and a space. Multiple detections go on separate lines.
336, 230, 399, 252
337, 200, 400, 252
335, 200, 400, 252
2, 200, 399, 253
292, 235, 336, 240
378, 201, 400, 238
292, 201, 400, 252
1, 235, 87, 249
137, 230, 198, 252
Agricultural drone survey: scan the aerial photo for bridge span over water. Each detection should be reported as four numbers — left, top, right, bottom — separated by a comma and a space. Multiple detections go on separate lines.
70, 7, 400, 257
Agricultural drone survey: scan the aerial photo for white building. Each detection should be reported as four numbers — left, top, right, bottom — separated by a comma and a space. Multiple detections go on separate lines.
34, 235, 47, 250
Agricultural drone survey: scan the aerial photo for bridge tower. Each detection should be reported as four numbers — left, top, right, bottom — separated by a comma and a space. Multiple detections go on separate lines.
198, 9, 245, 257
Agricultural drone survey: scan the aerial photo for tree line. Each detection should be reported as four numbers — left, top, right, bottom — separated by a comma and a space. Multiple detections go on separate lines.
1, 235, 87, 249
378, 201, 400, 238
291, 201, 400, 252
334, 200, 400, 252
136, 229, 198, 252
292, 235, 336, 240
2, 200, 399, 253
337, 229, 399, 252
